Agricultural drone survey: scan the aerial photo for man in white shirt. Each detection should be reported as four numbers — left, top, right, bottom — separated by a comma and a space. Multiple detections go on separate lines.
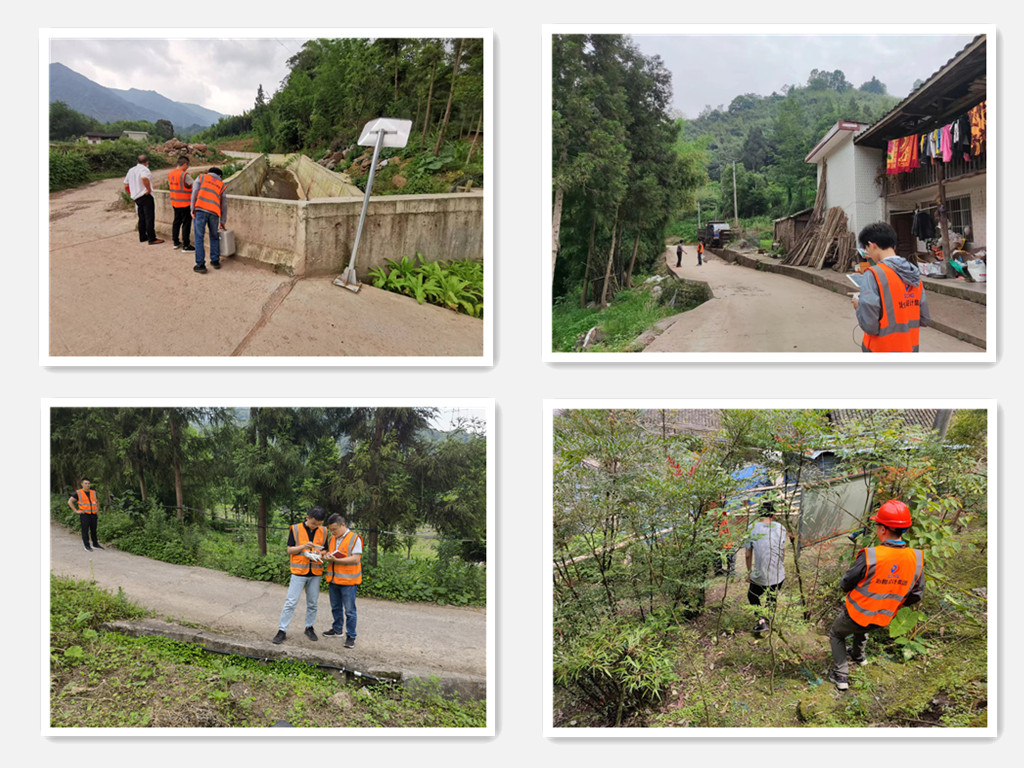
743, 500, 787, 635
123, 154, 164, 245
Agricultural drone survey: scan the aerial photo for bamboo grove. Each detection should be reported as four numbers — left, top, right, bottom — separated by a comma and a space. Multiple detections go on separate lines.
199, 38, 484, 158
50, 407, 487, 566
551, 35, 705, 307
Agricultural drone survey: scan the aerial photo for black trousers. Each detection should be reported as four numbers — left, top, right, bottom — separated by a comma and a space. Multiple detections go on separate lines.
135, 193, 156, 242
748, 579, 784, 619
172, 206, 192, 247
79, 513, 99, 547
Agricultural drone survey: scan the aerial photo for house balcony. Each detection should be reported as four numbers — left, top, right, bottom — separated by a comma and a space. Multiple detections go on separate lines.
882, 150, 986, 197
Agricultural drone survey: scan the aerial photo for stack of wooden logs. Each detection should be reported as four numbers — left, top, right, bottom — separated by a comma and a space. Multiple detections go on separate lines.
781, 160, 858, 272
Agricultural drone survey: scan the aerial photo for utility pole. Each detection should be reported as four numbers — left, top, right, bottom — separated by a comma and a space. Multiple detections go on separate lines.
697, 200, 702, 232
932, 409, 953, 440
732, 161, 739, 227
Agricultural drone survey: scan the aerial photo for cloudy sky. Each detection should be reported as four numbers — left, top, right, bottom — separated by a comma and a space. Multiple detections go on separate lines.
48, 36, 313, 116
631, 33, 978, 119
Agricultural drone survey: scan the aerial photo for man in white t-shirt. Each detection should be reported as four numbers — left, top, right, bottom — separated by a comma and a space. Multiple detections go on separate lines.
122, 155, 164, 245
743, 500, 788, 635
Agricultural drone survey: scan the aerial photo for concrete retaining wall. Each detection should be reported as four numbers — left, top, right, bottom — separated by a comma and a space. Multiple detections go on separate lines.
153, 190, 483, 277
222, 154, 268, 197
292, 154, 362, 199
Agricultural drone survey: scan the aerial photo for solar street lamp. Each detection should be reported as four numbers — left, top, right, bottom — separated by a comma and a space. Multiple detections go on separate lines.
334, 117, 413, 292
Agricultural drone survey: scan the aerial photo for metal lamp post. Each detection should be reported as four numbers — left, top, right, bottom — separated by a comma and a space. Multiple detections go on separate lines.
334, 117, 412, 292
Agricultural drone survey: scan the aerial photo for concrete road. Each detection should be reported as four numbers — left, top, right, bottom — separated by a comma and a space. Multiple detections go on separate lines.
47, 175, 483, 358
50, 521, 486, 686
647, 247, 982, 354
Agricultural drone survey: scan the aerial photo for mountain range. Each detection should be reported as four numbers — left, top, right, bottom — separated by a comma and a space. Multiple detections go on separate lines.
49, 62, 226, 132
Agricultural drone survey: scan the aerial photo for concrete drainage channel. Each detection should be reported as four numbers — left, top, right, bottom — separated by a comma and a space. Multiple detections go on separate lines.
153, 153, 484, 279
104, 618, 487, 702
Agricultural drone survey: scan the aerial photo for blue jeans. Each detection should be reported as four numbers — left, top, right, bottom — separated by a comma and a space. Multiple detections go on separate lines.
278, 574, 320, 632
193, 209, 220, 266
328, 583, 357, 638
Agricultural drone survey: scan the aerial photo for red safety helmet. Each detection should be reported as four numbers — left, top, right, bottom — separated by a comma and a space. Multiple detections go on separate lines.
871, 499, 912, 528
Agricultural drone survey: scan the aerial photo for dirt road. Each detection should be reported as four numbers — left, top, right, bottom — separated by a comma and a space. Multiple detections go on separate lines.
646, 247, 982, 354
50, 521, 486, 686
47, 174, 483, 358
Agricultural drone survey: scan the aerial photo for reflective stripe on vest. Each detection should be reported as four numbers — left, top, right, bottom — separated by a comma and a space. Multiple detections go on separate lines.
862, 263, 923, 353
325, 530, 362, 586
168, 168, 192, 208
76, 489, 98, 514
194, 174, 223, 217
289, 523, 327, 576
845, 545, 923, 627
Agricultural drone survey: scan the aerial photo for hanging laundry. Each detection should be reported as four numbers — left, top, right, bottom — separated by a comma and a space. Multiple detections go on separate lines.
911, 209, 936, 240
886, 140, 898, 174
941, 123, 953, 162
952, 114, 971, 161
969, 101, 986, 156
895, 135, 919, 173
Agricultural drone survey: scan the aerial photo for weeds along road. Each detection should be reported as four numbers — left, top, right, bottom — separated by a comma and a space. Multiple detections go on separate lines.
49, 521, 486, 680
646, 246, 982, 354
47, 174, 483, 358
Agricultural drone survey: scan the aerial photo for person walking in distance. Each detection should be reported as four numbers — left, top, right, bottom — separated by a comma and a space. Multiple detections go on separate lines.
853, 222, 930, 352
827, 500, 924, 691
190, 167, 226, 273
68, 479, 103, 552
322, 514, 363, 648
272, 507, 328, 645
168, 156, 194, 252
697, 240, 705, 266
123, 155, 164, 245
676, 241, 684, 268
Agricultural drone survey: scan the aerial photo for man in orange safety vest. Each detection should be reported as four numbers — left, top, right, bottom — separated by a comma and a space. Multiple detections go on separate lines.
852, 222, 931, 352
827, 500, 925, 691
68, 479, 104, 552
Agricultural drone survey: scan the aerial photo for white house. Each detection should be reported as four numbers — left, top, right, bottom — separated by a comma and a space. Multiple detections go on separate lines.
805, 35, 987, 259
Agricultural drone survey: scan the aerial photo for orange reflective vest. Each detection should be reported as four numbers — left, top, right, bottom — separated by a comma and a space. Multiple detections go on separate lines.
194, 173, 224, 217
76, 489, 98, 514
168, 168, 192, 208
862, 263, 923, 353
324, 530, 362, 586
289, 523, 327, 576
845, 545, 923, 627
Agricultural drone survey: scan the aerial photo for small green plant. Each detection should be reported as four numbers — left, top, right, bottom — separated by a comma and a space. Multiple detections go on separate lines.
369, 254, 483, 318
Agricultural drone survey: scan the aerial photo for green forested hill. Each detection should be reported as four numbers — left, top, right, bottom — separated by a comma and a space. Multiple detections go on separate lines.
681, 72, 900, 219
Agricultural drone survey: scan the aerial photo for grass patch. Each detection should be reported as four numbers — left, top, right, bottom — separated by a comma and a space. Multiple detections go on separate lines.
552, 282, 708, 352
50, 576, 486, 728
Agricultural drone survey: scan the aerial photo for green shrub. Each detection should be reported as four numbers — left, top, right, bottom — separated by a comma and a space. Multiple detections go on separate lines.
554, 614, 681, 726
49, 149, 91, 192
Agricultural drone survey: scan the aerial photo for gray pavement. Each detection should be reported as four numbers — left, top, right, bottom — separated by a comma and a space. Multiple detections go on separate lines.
47, 175, 483, 358
646, 246, 984, 354
50, 521, 486, 696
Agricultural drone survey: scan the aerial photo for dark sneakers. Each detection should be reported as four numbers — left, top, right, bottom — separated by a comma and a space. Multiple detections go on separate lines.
194, 264, 207, 273
827, 669, 849, 691
84, 545, 93, 552
753, 618, 770, 635
272, 630, 286, 644
182, 245, 195, 252
323, 628, 341, 637
305, 627, 318, 641
93, 544, 104, 550
211, 261, 221, 269
344, 636, 355, 648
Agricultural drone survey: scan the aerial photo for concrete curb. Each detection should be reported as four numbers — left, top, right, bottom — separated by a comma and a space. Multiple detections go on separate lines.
102, 618, 486, 702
